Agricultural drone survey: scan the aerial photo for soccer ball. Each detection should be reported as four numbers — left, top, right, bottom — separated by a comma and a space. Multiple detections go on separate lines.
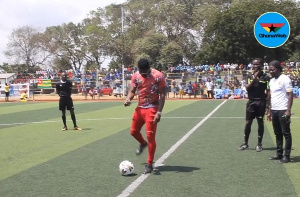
119, 160, 134, 176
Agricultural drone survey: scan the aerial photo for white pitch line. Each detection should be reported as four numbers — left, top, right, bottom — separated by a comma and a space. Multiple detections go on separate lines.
117, 100, 228, 197
0, 120, 58, 126
1, 116, 300, 126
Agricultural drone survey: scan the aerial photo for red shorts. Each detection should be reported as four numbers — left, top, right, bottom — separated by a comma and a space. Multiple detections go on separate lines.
131, 107, 158, 133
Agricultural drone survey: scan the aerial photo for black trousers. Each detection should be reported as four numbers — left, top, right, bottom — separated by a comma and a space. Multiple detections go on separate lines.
271, 110, 292, 156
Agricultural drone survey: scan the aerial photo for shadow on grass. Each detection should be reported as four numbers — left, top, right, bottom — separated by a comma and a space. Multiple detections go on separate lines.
80, 128, 92, 131
260, 147, 277, 151
153, 165, 200, 175
291, 156, 300, 163
122, 173, 138, 177
238, 147, 277, 151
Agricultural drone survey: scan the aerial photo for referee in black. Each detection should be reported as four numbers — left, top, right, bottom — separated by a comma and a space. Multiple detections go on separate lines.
56, 72, 81, 131
239, 58, 270, 152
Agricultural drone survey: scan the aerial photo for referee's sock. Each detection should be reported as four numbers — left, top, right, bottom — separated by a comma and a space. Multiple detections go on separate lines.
71, 114, 77, 127
62, 115, 67, 127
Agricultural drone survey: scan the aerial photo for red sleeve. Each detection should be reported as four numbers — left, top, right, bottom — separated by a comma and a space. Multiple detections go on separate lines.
157, 72, 166, 88
130, 73, 138, 88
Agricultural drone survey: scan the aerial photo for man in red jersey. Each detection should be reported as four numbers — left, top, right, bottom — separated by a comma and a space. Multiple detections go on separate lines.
124, 58, 166, 174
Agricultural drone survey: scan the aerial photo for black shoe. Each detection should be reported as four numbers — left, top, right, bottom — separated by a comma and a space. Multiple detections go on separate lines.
280, 156, 291, 163
136, 142, 148, 155
143, 164, 153, 174
269, 155, 283, 160
238, 143, 249, 151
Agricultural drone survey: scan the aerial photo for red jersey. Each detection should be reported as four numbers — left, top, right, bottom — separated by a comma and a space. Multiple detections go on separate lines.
131, 69, 166, 108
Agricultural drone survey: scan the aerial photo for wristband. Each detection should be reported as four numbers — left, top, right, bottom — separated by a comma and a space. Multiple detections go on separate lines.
157, 111, 162, 116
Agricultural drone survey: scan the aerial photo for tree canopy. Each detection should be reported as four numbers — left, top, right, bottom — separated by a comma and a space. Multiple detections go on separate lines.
2, 0, 299, 71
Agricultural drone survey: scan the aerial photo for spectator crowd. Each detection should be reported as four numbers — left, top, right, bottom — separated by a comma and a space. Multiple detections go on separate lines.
6, 60, 300, 99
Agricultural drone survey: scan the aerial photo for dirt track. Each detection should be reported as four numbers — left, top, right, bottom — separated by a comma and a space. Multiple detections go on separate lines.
2, 94, 124, 102
2, 94, 206, 102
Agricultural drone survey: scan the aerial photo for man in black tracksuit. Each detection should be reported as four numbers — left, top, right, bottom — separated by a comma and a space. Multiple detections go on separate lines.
267, 60, 293, 163
56, 72, 81, 131
239, 58, 270, 152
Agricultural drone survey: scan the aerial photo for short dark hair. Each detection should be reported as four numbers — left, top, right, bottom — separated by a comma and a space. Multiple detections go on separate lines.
269, 60, 282, 72
252, 58, 263, 65
137, 58, 150, 70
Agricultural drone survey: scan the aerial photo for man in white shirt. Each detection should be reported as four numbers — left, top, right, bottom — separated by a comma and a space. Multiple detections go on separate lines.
205, 78, 214, 99
267, 60, 293, 163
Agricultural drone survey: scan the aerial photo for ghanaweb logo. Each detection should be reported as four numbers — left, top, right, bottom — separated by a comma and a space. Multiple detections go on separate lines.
254, 12, 290, 48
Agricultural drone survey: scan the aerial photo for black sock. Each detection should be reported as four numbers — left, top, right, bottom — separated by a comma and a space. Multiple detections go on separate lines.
62, 115, 67, 127
244, 126, 251, 145
71, 114, 77, 127
257, 119, 264, 145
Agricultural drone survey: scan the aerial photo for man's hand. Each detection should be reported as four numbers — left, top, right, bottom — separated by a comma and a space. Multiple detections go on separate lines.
253, 71, 259, 79
285, 109, 292, 119
266, 113, 272, 122
124, 99, 131, 107
153, 112, 161, 124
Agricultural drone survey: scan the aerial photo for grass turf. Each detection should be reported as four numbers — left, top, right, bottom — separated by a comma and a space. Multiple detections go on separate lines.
0, 100, 299, 196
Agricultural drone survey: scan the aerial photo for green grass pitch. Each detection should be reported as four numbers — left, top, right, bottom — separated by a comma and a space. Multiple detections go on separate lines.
0, 99, 299, 196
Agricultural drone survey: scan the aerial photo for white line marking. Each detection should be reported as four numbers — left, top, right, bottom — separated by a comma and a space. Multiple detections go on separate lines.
0, 120, 58, 126
1, 116, 300, 126
117, 100, 228, 197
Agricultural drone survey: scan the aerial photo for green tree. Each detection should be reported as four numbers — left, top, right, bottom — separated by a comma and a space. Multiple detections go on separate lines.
133, 32, 168, 65
43, 22, 86, 71
4, 26, 52, 67
82, 8, 111, 69
195, 0, 300, 64
159, 42, 184, 66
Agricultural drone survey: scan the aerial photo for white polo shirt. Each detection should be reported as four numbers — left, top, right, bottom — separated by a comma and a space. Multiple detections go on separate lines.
269, 74, 293, 110
205, 81, 213, 91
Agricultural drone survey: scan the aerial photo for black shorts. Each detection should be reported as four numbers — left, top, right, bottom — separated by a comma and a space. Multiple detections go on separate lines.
5, 92, 9, 97
246, 99, 266, 120
59, 96, 74, 111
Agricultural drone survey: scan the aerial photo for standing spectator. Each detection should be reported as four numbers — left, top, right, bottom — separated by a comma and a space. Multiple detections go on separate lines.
216, 76, 223, 89
193, 81, 198, 98
241, 77, 247, 98
187, 81, 193, 98
56, 72, 81, 131
171, 79, 177, 98
178, 83, 184, 99
165, 79, 170, 98
124, 58, 166, 174
76, 83, 81, 95
89, 87, 96, 100
97, 86, 101, 99
205, 78, 214, 99
239, 58, 270, 152
267, 60, 293, 163
81, 85, 88, 100
4, 83, 10, 102
199, 82, 205, 98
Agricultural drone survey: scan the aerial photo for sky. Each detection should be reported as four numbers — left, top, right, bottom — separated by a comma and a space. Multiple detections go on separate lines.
0, 0, 126, 66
